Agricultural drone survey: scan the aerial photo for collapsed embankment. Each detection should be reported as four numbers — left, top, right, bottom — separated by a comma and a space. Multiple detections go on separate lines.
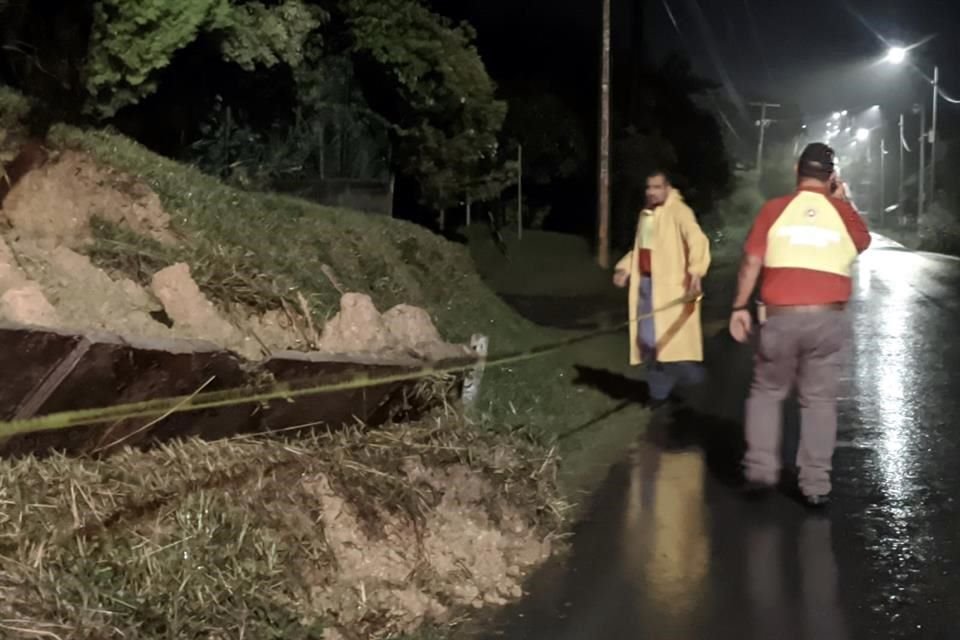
0, 87, 568, 639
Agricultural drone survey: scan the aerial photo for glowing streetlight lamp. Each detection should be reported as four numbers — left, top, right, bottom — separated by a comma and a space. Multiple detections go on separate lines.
886, 46, 907, 65
856, 128, 870, 142
884, 41, 940, 219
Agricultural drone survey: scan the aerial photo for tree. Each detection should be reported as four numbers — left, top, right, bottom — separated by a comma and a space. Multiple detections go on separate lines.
610, 53, 733, 247
2, 0, 510, 226
503, 92, 586, 187
84, 0, 325, 118
343, 0, 507, 211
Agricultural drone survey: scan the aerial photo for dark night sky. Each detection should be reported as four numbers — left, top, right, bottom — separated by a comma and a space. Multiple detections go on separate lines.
647, 0, 960, 121
434, 0, 960, 141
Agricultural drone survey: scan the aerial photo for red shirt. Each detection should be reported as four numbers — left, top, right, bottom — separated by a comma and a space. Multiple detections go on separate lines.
638, 249, 652, 275
744, 186, 871, 305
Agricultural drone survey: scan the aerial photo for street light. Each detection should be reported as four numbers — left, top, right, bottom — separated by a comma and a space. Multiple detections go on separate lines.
884, 43, 940, 213
913, 102, 927, 221
886, 46, 907, 65
856, 128, 870, 142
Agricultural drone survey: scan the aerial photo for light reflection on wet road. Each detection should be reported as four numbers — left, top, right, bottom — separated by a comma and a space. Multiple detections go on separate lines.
484, 236, 960, 639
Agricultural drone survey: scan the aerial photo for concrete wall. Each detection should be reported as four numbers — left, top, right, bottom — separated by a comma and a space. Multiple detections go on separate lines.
0, 324, 471, 458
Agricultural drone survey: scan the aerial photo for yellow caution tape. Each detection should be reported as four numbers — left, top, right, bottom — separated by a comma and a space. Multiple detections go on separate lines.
0, 293, 704, 440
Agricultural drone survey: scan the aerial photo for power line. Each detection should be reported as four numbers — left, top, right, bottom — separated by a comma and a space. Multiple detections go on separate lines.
681, 0, 750, 122
741, 0, 771, 87
659, 0, 743, 141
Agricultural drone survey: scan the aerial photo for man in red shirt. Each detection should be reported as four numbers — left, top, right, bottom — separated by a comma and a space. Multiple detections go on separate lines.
729, 142, 871, 507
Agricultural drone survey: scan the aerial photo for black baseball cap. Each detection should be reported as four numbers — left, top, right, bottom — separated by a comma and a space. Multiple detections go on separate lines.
798, 142, 836, 178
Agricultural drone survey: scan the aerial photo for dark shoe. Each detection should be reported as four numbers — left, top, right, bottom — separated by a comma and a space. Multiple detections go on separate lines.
802, 494, 831, 509
648, 393, 686, 412
648, 396, 671, 411
741, 480, 775, 500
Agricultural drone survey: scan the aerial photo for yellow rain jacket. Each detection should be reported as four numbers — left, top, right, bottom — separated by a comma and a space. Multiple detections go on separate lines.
615, 189, 711, 365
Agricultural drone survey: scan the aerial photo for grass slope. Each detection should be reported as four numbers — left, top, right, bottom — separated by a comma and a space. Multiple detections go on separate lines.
49, 127, 642, 469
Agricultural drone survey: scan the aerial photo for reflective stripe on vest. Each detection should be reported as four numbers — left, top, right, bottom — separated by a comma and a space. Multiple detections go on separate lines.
764, 191, 858, 277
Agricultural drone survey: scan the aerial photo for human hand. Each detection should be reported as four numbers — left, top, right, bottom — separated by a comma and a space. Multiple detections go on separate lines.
833, 180, 850, 202
687, 274, 702, 296
729, 309, 752, 343
613, 270, 629, 288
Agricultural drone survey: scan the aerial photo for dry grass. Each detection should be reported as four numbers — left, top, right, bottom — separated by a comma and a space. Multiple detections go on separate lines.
0, 406, 565, 639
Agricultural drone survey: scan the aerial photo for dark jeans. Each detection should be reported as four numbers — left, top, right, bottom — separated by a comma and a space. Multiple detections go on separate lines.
639, 276, 705, 401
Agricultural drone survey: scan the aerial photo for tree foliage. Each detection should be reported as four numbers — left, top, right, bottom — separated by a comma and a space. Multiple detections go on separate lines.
504, 92, 586, 186
84, 0, 229, 118
344, 0, 507, 209
2, 0, 514, 218
84, 0, 325, 119
217, 1, 326, 72
610, 53, 733, 247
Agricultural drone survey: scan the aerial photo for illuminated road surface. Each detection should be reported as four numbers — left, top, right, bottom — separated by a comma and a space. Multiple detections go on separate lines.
483, 236, 960, 640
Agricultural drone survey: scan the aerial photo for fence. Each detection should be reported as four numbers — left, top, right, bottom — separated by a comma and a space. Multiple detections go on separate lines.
273, 177, 394, 216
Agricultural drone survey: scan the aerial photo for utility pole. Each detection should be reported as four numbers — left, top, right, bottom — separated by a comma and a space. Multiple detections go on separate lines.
898, 114, 906, 221
517, 144, 523, 240
750, 101, 781, 176
914, 103, 926, 223
931, 65, 940, 203
880, 138, 886, 227
596, 0, 611, 268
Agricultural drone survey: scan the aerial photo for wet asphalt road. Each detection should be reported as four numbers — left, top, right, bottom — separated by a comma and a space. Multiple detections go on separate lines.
484, 235, 960, 640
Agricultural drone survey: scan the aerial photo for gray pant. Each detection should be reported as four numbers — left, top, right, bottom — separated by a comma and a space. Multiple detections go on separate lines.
744, 310, 850, 497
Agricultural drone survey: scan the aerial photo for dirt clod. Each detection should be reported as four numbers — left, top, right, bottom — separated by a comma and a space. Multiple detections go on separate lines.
150, 262, 261, 358
317, 293, 470, 361
2, 150, 175, 246
0, 285, 60, 326
9, 240, 170, 339
383, 304, 471, 361
317, 292, 402, 356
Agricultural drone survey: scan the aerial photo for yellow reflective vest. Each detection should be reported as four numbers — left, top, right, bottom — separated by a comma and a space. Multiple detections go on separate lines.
764, 191, 858, 277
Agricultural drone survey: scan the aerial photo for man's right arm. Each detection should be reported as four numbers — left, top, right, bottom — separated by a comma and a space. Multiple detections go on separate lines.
613, 251, 633, 288
614, 251, 634, 273
835, 200, 871, 253
733, 201, 778, 306
729, 202, 775, 343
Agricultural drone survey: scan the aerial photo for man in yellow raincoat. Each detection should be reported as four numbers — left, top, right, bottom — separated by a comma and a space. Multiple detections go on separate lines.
613, 171, 711, 409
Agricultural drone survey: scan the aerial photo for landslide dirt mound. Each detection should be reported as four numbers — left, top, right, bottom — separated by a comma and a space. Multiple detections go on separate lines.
0, 148, 469, 362
0, 420, 566, 639
3, 149, 176, 247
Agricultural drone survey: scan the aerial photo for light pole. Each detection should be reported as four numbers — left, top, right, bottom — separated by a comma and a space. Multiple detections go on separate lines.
886, 46, 941, 210
931, 65, 939, 201
898, 113, 906, 222
913, 103, 926, 222
880, 137, 887, 226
